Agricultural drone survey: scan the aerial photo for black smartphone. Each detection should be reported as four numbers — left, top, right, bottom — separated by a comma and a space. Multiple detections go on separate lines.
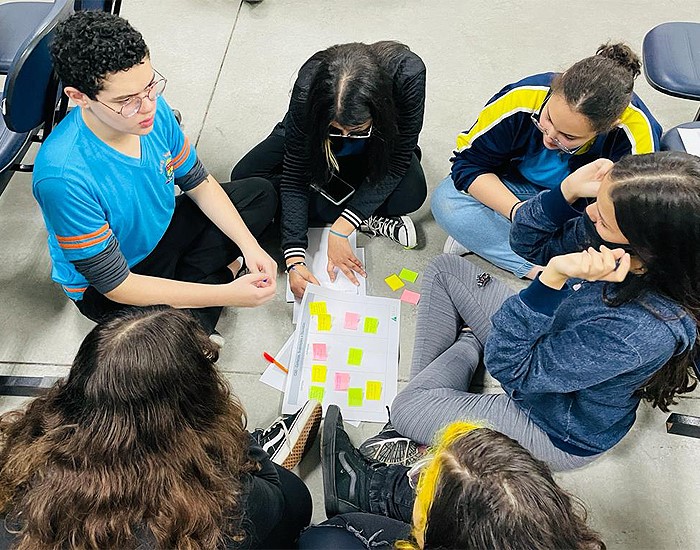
310, 178, 356, 206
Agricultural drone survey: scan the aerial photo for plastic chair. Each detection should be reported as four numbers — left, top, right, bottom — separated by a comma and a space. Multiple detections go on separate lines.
0, 0, 73, 197
0, 1, 121, 74
643, 22, 700, 151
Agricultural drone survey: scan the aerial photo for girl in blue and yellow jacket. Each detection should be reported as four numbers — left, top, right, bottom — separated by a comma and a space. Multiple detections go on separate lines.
431, 43, 662, 279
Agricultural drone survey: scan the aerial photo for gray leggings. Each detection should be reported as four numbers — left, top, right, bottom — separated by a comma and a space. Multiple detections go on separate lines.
392, 254, 600, 471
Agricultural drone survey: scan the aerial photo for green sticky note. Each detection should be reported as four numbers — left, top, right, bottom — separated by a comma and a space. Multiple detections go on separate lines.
366, 380, 382, 400
399, 268, 419, 283
311, 364, 327, 383
309, 301, 327, 315
363, 317, 379, 334
348, 388, 363, 407
347, 347, 363, 366
309, 385, 325, 401
317, 314, 332, 331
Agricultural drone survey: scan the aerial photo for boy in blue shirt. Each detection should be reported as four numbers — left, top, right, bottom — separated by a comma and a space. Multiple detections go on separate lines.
33, 11, 278, 335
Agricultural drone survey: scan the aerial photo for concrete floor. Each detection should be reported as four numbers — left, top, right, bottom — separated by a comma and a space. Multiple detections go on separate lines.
1, 0, 699, 547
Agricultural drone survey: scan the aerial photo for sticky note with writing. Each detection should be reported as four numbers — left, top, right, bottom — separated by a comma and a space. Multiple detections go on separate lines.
348, 388, 363, 407
309, 301, 327, 315
309, 385, 325, 401
399, 268, 419, 283
347, 348, 363, 366
384, 273, 405, 291
312, 343, 328, 360
311, 364, 327, 383
317, 314, 332, 331
334, 372, 351, 391
363, 317, 379, 334
344, 312, 361, 330
366, 380, 382, 400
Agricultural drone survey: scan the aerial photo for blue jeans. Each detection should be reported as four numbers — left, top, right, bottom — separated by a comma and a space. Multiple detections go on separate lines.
431, 174, 540, 278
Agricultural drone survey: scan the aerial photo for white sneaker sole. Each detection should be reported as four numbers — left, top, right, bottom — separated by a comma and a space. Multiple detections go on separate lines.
400, 216, 417, 249
443, 236, 471, 255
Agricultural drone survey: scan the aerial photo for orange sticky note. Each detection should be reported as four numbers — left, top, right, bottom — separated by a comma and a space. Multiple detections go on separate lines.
317, 314, 332, 331
311, 364, 327, 383
385, 273, 405, 291
366, 381, 382, 400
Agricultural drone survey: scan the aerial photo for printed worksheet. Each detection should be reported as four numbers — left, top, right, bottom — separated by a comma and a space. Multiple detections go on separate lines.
282, 285, 400, 423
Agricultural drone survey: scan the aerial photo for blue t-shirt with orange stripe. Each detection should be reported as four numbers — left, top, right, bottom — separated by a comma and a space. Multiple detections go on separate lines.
33, 96, 198, 299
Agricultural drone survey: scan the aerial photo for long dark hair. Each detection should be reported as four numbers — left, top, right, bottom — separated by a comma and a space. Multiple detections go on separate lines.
306, 41, 408, 185
0, 307, 256, 549
551, 42, 641, 133
604, 151, 700, 410
397, 425, 604, 550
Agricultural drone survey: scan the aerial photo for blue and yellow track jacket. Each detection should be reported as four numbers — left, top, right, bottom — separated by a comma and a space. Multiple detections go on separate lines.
451, 73, 662, 192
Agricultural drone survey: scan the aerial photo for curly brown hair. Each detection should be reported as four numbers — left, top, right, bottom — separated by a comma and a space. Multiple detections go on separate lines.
0, 307, 256, 549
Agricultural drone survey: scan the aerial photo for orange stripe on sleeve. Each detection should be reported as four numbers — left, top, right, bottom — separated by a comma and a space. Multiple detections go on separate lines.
55, 223, 109, 243
58, 230, 112, 250
63, 286, 88, 294
171, 136, 191, 167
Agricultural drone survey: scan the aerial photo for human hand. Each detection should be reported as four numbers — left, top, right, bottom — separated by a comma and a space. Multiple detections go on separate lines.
288, 263, 320, 300
560, 159, 614, 203
225, 272, 277, 307
242, 245, 277, 280
327, 233, 366, 285
540, 245, 631, 289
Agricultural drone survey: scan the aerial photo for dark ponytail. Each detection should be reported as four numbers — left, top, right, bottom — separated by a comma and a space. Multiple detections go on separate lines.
550, 42, 640, 133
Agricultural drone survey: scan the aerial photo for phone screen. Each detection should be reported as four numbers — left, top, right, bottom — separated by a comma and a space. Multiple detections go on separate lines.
311, 178, 356, 206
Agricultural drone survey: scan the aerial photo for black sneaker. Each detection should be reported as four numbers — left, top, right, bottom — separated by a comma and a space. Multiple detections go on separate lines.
321, 405, 378, 518
361, 215, 417, 249
358, 421, 425, 466
252, 400, 322, 470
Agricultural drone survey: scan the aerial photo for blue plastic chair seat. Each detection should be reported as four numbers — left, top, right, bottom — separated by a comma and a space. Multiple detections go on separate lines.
0, 113, 31, 174
0, 1, 54, 73
643, 22, 700, 101
660, 121, 700, 152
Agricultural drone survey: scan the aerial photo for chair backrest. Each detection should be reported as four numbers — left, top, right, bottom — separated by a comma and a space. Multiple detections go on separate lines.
74, 0, 122, 14
1, 0, 74, 133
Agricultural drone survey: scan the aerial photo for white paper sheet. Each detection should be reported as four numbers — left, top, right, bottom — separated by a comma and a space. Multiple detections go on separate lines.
678, 127, 700, 157
259, 333, 295, 392
286, 227, 366, 304
282, 284, 400, 423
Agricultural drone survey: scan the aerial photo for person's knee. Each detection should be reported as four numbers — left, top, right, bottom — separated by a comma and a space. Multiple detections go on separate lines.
391, 388, 427, 439
234, 177, 278, 220
423, 252, 461, 282
429, 175, 459, 225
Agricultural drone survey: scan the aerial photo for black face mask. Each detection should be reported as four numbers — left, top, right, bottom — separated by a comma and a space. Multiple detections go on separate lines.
581, 211, 636, 254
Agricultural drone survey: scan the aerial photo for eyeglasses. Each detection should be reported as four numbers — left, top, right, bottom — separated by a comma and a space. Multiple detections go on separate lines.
530, 94, 585, 155
97, 69, 168, 119
328, 124, 373, 139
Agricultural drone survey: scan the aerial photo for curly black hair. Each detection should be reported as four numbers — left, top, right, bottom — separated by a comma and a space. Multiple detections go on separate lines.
50, 11, 149, 99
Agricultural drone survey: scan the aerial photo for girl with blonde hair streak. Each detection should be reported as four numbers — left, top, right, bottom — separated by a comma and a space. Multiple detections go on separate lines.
299, 405, 604, 550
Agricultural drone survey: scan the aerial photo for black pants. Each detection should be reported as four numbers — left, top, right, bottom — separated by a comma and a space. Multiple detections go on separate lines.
75, 177, 277, 334
231, 126, 427, 223
241, 464, 313, 549
298, 513, 410, 549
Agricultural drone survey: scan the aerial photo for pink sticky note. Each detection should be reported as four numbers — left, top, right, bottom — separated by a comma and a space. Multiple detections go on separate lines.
334, 372, 351, 391
313, 343, 328, 361
400, 289, 421, 305
344, 312, 361, 330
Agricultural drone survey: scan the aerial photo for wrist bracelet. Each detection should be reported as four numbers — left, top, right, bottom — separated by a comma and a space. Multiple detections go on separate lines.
509, 200, 525, 222
285, 261, 306, 274
329, 229, 350, 239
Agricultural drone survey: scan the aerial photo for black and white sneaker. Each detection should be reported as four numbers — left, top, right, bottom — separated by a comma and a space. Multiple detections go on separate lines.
358, 421, 425, 466
361, 215, 417, 249
252, 400, 322, 469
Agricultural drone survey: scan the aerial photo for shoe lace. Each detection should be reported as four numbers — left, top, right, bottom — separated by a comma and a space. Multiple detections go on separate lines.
366, 216, 399, 237
259, 416, 292, 451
